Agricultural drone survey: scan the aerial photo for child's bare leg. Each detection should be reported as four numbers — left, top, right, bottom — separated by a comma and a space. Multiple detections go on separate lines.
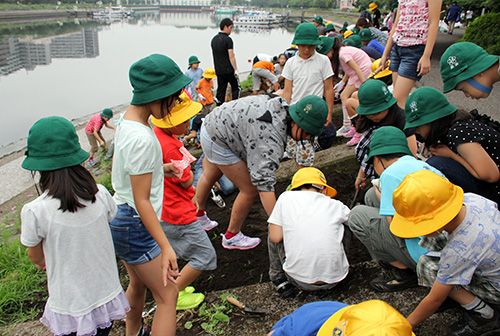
393, 75, 416, 108
123, 263, 147, 336
448, 288, 477, 305
340, 84, 358, 128
176, 265, 203, 291
195, 157, 223, 211
134, 256, 178, 336
345, 95, 359, 119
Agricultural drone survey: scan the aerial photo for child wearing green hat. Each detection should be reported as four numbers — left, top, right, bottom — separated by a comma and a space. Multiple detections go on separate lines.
21, 116, 129, 336
405, 86, 500, 204
268, 167, 350, 297
391, 170, 500, 335
440, 42, 500, 99
282, 22, 334, 169
195, 95, 329, 250
312, 16, 326, 35
110, 54, 191, 336
184, 55, 203, 100
359, 28, 385, 55
348, 126, 444, 292
84, 107, 116, 167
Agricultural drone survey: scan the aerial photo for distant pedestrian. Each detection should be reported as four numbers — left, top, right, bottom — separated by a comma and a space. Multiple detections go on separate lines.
195, 67, 217, 114
369, 2, 381, 28
211, 18, 240, 105
251, 60, 279, 95
85, 108, 115, 167
184, 55, 203, 100
447, 1, 462, 35
312, 16, 326, 36
359, 5, 372, 23
465, 8, 473, 26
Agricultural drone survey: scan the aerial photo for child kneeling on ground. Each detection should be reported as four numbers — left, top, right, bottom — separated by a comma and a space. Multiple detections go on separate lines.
268, 167, 350, 297
152, 91, 217, 310
391, 170, 500, 336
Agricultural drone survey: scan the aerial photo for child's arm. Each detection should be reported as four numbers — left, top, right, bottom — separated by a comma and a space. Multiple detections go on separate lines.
430, 143, 500, 182
346, 60, 366, 83
417, 0, 442, 76
27, 243, 45, 271
407, 280, 453, 328
131, 173, 180, 286
323, 78, 334, 127
93, 129, 105, 146
180, 170, 195, 189
104, 121, 116, 131
407, 134, 418, 155
269, 223, 283, 243
184, 130, 197, 142
282, 79, 293, 104
163, 162, 180, 178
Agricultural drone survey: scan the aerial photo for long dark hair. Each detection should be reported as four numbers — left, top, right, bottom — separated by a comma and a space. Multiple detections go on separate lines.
284, 107, 315, 146
356, 102, 401, 133
331, 37, 343, 81
145, 88, 183, 121
423, 109, 471, 148
39, 165, 98, 213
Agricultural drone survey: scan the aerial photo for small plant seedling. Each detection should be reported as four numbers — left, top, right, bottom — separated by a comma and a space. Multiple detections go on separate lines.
184, 293, 235, 335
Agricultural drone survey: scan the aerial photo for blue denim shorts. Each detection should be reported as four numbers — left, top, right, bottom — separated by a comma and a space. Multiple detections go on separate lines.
109, 203, 161, 265
389, 44, 426, 81
200, 125, 242, 166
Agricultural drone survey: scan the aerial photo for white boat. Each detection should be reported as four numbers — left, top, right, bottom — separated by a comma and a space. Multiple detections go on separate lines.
92, 6, 132, 21
234, 12, 282, 26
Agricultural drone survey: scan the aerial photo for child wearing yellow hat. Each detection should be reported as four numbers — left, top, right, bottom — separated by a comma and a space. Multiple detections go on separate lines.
195, 67, 217, 114
152, 91, 217, 310
268, 167, 350, 297
268, 299, 414, 336
391, 170, 500, 335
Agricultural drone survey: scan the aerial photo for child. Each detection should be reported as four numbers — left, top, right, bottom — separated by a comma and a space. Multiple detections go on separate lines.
390, 170, 500, 335
182, 111, 205, 147
274, 53, 287, 88
348, 126, 444, 292
282, 23, 334, 169
359, 28, 385, 55
268, 300, 414, 336
370, 2, 381, 29
268, 167, 350, 297
440, 42, 500, 99
251, 60, 280, 95
110, 54, 189, 336
195, 67, 217, 114
184, 55, 204, 100
20, 116, 129, 336
379, 0, 441, 108
152, 91, 217, 310
320, 37, 371, 138
85, 108, 115, 167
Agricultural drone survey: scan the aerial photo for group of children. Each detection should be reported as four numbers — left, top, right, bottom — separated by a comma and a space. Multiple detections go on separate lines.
18, 11, 500, 336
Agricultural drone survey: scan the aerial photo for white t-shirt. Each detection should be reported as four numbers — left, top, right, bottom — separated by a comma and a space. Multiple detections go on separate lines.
268, 190, 350, 284
20, 185, 122, 316
281, 51, 334, 104
112, 119, 164, 219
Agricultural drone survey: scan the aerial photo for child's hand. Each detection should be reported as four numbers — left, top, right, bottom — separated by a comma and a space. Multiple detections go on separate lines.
334, 81, 345, 93
429, 144, 455, 158
161, 246, 180, 287
417, 55, 431, 76
198, 94, 206, 101
163, 163, 180, 178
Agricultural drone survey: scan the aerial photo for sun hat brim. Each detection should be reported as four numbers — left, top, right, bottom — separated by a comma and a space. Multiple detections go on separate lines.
404, 103, 457, 128
289, 104, 323, 136
203, 73, 217, 79
131, 73, 192, 105
292, 38, 323, 45
390, 185, 464, 238
151, 100, 202, 128
356, 95, 397, 115
22, 148, 89, 172
443, 54, 499, 93
366, 144, 413, 163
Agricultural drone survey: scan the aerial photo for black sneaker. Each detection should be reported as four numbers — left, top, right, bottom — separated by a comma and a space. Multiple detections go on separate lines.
370, 267, 418, 292
448, 309, 500, 336
273, 279, 297, 298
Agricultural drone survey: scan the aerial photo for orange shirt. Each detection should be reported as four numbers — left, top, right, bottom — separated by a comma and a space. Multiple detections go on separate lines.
252, 61, 274, 73
195, 78, 214, 105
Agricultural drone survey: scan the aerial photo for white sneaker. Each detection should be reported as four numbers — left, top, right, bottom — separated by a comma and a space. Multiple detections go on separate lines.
222, 232, 261, 250
336, 126, 352, 137
197, 212, 218, 231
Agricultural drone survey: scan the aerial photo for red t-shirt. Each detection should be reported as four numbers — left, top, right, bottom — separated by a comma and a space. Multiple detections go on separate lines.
154, 127, 197, 225
85, 113, 105, 134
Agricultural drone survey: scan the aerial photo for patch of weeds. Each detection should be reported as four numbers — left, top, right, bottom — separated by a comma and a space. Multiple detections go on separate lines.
185, 293, 234, 335
0, 201, 25, 235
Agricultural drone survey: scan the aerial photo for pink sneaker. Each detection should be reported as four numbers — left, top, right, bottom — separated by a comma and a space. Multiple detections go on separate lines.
222, 232, 261, 250
343, 127, 357, 138
197, 212, 218, 231
346, 132, 362, 146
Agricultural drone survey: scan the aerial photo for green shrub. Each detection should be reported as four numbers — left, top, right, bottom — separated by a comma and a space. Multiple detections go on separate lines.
459, 12, 500, 55
239, 74, 253, 90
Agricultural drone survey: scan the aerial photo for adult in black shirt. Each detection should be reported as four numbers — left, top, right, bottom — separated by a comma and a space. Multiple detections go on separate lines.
211, 18, 240, 105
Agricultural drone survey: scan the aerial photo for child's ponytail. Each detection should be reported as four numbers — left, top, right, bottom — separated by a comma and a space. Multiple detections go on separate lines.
332, 37, 342, 81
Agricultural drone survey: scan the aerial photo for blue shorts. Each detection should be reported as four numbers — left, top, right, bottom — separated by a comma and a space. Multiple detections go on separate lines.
200, 125, 241, 166
109, 203, 161, 265
389, 44, 426, 81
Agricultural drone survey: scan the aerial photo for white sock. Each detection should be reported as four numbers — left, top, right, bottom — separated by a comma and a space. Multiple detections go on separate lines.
462, 297, 494, 319
342, 105, 352, 129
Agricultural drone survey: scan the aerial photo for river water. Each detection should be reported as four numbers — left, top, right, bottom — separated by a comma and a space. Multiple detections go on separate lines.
0, 11, 296, 157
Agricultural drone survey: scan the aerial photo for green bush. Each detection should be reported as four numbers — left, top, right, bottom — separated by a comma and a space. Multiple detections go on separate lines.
459, 12, 500, 55
240, 74, 253, 90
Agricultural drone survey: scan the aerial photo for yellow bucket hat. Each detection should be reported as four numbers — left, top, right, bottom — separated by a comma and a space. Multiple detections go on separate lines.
290, 167, 337, 197
343, 30, 354, 38
371, 58, 392, 79
202, 67, 217, 79
150, 91, 202, 128
369, 2, 378, 11
318, 300, 415, 336
390, 170, 464, 239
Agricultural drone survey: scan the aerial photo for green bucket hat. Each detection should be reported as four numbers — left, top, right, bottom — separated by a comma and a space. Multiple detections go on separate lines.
346, 35, 363, 48
325, 23, 335, 32
343, 21, 349, 26
101, 108, 113, 119
359, 5, 366, 10
405, 87, 458, 128
359, 28, 373, 41
188, 55, 200, 65
440, 42, 499, 93
316, 36, 335, 55
352, 27, 360, 35
22, 116, 89, 172
391, 2, 398, 10
129, 54, 192, 105
366, 126, 413, 163
289, 95, 328, 136
356, 80, 397, 115
292, 22, 322, 45
313, 16, 324, 25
